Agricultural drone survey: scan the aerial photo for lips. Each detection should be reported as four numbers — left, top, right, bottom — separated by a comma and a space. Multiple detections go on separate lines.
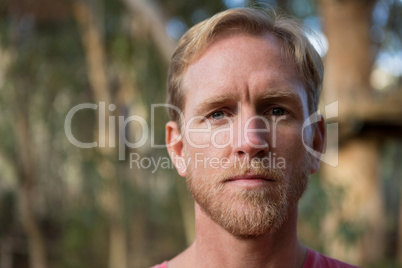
225, 174, 274, 182
224, 174, 275, 188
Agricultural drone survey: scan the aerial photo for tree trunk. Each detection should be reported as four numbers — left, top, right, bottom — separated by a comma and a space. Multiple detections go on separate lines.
321, 139, 385, 263
1, 33, 48, 268
121, 0, 176, 63
18, 183, 48, 268
73, 1, 127, 267
122, 0, 197, 249
319, 0, 386, 265
0, 236, 13, 268
399, 188, 402, 265
14, 99, 48, 268
397, 144, 402, 265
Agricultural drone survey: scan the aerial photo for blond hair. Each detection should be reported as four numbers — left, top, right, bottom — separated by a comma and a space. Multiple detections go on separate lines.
166, 7, 323, 124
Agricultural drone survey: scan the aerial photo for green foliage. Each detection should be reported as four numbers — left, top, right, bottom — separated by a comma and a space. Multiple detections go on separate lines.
0, 191, 17, 235
56, 206, 108, 268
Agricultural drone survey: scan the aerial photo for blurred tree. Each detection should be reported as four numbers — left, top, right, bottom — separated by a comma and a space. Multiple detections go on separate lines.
0, 0, 401, 267
318, 0, 402, 265
73, 1, 128, 267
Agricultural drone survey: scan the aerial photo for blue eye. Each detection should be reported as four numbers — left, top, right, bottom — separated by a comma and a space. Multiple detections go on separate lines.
272, 107, 285, 116
211, 111, 225, 120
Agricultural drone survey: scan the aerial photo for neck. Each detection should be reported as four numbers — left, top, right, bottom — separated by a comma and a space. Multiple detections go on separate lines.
169, 203, 307, 268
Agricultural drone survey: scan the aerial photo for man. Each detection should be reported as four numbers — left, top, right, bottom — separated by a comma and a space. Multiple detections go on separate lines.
154, 7, 359, 268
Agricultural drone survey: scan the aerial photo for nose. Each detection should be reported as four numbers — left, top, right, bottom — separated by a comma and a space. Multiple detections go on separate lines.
233, 112, 270, 159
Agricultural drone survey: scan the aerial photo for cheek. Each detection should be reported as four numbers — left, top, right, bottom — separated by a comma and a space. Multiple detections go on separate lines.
271, 125, 306, 165
183, 133, 232, 173
183, 115, 212, 148
184, 122, 233, 153
186, 131, 211, 147
211, 128, 232, 148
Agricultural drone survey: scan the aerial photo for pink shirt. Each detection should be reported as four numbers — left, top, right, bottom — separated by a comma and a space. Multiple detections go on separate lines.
151, 261, 168, 268
151, 249, 360, 268
302, 249, 359, 268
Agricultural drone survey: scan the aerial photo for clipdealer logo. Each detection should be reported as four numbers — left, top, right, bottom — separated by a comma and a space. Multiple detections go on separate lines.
64, 101, 339, 167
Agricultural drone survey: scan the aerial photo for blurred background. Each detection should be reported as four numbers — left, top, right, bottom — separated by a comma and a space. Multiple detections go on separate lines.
0, 0, 401, 267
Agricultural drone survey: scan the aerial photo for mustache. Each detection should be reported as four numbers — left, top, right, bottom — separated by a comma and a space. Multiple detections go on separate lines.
218, 159, 285, 183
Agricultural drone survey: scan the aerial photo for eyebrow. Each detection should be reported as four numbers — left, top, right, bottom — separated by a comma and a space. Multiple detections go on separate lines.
193, 94, 237, 115
193, 89, 305, 115
258, 90, 300, 99
256, 90, 304, 111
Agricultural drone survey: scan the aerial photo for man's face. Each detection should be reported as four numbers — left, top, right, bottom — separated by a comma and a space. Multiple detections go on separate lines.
167, 33, 320, 237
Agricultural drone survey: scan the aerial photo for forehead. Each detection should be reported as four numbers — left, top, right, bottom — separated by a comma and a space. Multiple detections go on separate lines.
181, 33, 306, 112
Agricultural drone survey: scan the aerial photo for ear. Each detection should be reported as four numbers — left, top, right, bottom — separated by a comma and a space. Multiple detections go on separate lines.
166, 121, 187, 177
309, 115, 326, 174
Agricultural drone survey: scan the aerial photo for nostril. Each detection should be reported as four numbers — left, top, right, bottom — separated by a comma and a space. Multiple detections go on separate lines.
234, 147, 269, 160
255, 150, 267, 158
236, 150, 247, 157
